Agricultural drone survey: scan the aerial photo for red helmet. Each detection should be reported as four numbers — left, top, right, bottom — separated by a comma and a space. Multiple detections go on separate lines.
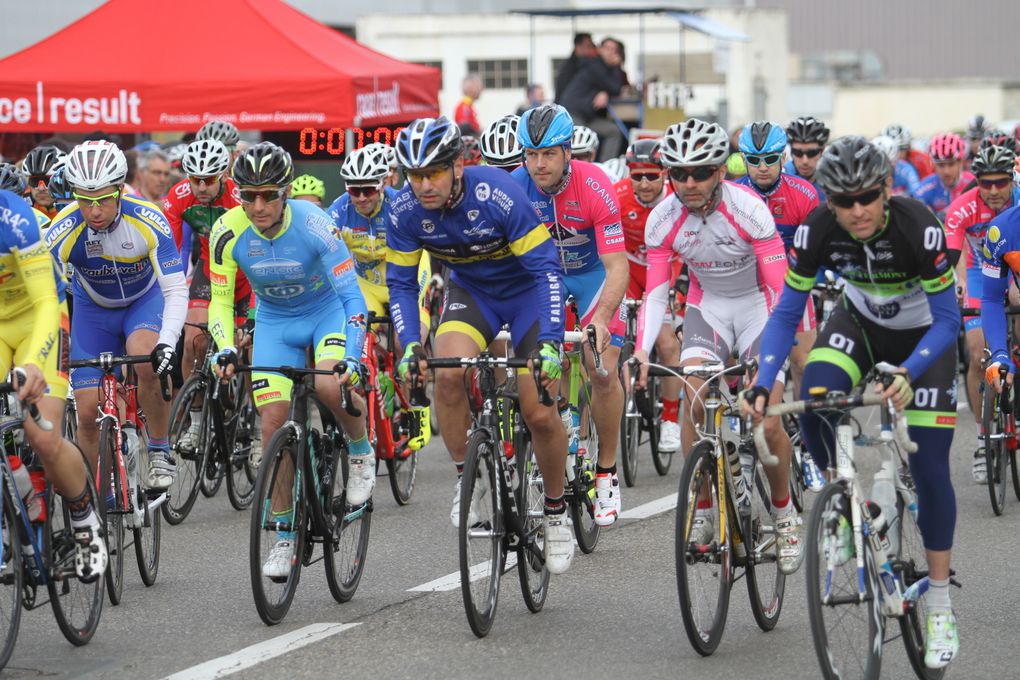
928, 132, 966, 161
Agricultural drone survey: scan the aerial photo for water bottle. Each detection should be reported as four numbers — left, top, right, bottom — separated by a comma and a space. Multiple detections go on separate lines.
122, 422, 140, 491
871, 458, 899, 556
502, 440, 518, 490
9, 455, 42, 522
726, 441, 750, 516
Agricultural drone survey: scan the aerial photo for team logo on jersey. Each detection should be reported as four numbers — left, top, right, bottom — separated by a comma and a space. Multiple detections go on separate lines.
421, 219, 435, 233
627, 210, 638, 221
85, 240, 103, 258
121, 241, 134, 249
566, 201, 580, 209
989, 225, 1001, 243
475, 182, 491, 202
467, 210, 480, 221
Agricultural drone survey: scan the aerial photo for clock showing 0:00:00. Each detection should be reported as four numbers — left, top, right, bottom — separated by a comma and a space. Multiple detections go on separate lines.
297, 126, 405, 156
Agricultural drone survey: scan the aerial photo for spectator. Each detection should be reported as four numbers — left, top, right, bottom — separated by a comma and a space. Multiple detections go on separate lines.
516, 83, 546, 116
453, 73, 483, 136
558, 37, 627, 161
137, 149, 172, 204
554, 33, 597, 101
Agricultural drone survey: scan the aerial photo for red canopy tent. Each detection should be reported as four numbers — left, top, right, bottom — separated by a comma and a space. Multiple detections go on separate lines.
0, 0, 440, 133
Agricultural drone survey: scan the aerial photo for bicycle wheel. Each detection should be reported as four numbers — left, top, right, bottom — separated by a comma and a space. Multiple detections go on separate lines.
805, 481, 883, 680
228, 386, 259, 510
647, 376, 670, 476
386, 449, 417, 506
982, 386, 1008, 516
1012, 447, 1020, 503
98, 420, 125, 606
325, 436, 372, 603
47, 483, 103, 646
744, 456, 785, 631
786, 414, 806, 513
249, 426, 305, 626
675, 440, 731, 656
163, 377, 209, 525
132, 484, 160, 587
459, 429, 505, 638
199, 454, 225, 498
0, 492, 23, 669
571, 396, 600, 554
618, 348, 640, 487
895, 483, 946, 680
515, 433, 549, 613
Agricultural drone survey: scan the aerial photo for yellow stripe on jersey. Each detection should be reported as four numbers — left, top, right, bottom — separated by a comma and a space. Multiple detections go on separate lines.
508, 225, 551, 257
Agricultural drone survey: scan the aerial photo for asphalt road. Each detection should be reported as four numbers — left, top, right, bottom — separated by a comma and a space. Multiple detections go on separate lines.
4, 402, 1014, 680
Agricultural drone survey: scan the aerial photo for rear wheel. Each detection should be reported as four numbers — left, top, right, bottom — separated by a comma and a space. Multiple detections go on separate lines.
98, 421, 125, 606
744, 456, 785, 631
386, 438, 417, 506
47, 478, 104, 646
325, 432, 372, 603
163, 377, 209, 525
0, 488, 24, 668
228, 386, 259, 510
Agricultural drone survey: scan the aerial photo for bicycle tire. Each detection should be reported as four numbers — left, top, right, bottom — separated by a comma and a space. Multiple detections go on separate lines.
227, 386, 259, 511
571, 393, 600, 554
0, 489, 24, 669
47, 477, 103, 646
805, 481, 883, 680
744, 455, 785, 631
386, 452, 417, 506
459, 429, 505, 638
163, 377, 209, 525
983, 386, 1008, 515
98, 420, 125, 606
1012, 447, 1020, 503
132, 485, 160, 587
786, 414, 806, 513
325, 433, 372, 603
617, 345, 639, 487
675, 439, 731, 656
647, 374, 670, 476
514, 431, 549, 613
199, 455, 225, 498
249, 426, 305, 626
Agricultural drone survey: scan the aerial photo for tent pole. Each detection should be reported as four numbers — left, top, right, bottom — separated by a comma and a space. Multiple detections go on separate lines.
530, 14, 535, 88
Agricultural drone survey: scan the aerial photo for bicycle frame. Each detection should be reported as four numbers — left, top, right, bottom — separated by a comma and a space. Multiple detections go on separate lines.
95, 357, 141, 513
363, 315, 413, 461
0, 426, 47, 587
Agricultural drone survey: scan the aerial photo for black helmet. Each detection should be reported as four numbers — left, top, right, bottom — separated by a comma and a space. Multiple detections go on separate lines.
972, 141, 1016, 176
786, 116, 830, 145
47, 167, 73, 202
196, 120, 240, 148
22, 145, 66, 177
0, 163, 26, 194
231, 142, 294, 187
814, 136, 890, 195
625, 139, 663, 167
966, 114, 988, 141
980, 132, 1017, 154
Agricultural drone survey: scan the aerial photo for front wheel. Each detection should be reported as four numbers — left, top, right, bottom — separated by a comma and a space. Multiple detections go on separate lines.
324, 436, 372, 603
163, 378, 209, 525
227, 387, 259, 511
515, 433, 549, 613
386, 451, 417, 506
0, 490, 24, 669
983, 386, 1008, 515
47, 479, 104, 646
459, 430, 505, 638
744, 456, 785, 631
570, 396, 600, 554
97, 420, 125, 606
132, 485, 160, 587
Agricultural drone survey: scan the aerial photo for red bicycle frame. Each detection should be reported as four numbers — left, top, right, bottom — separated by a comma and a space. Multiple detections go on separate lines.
362, 321, 413, 461
93, 355, 145, 510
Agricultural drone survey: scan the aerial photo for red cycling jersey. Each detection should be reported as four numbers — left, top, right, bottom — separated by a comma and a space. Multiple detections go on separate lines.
906, 148, 935, 180
613, 176, 677, 297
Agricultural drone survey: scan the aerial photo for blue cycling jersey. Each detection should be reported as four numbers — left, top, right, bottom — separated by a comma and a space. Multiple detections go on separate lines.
980, 204, 1020, 370
892, 159, 921, 197
387, 166, 565, 351
327, 186, 397, 287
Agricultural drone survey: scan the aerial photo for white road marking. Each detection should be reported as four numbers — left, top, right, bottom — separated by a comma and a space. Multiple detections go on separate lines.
162, 622, 360, 680
619, 492, 678, 520
409, 554, 518, 592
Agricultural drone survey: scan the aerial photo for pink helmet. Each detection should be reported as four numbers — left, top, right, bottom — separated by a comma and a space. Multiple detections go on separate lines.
928, 132, 966, 161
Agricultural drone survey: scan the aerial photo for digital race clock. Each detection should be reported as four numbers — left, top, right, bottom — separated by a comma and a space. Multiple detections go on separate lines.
262, 127, 404, 160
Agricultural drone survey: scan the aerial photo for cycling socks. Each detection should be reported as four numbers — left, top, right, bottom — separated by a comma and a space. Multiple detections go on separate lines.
772, 494, 793, 517
66, 484, 98, 529
544, 495, 565, 515
927, 577, 951, 609
662, 399, 680, 422
349, 434, 371, 457
455, 462, 464, 477
596, 464, 616, 475
273, 510, 295, 541
149, 436, 169, 453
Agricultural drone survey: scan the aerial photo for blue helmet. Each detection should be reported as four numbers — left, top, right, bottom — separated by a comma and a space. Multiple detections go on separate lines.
739, 121, 787, 155
47, 167, 74, 203
518, 104, 573, 149
396, 116, 463, 169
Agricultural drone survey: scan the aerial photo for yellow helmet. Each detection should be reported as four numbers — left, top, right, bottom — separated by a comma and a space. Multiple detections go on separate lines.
291, 174, 325, 200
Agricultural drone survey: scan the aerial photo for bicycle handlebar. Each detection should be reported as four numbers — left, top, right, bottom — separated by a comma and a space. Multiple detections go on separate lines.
68, 353, 171, 402
415, 355, 553, 407
2, 369, 53, 432
231, 364, 362, 417
585, 325, 609, 378
644, 360, 757, 380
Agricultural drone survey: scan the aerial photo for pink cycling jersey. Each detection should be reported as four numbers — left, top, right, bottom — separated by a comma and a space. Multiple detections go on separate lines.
636, 181, 787, 354
944, 186, 1015, 270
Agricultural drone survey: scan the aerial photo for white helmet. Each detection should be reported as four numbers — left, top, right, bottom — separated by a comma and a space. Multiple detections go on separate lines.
480, 115, 523, 167
64, 140, 128, 191
660, 119, 730, 167
181, 139, 231, 177
196, 120, 240, 148
571, 126, 600, 155
871, 135, 900, 164
366, 142, 398, 170
341, 146, 390, 183
883, 123, 911, 150
601, 156, 627, 183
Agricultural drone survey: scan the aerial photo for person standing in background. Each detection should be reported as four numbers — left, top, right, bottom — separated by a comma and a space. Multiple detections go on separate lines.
454, 73, 483, 136
554, 33, 597, 101
517, 83, 546, 116
559, 37, 628, 161
137, 149, 172, 204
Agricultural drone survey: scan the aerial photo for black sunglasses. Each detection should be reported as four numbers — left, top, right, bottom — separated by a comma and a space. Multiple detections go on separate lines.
790, 148, 823, 159
828, 187, 884, 209
668, 166, 717, 183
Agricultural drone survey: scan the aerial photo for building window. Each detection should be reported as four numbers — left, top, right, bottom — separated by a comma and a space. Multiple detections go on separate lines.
467, 59, 529, 89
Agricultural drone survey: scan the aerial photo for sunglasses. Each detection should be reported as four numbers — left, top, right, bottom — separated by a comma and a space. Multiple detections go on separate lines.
668, 166, 717, 183
978, 177, 1012, 190
630, 171, 663, 183
347, 184, 381, 198
189, 175, 221, 187
790, 148, 823, 159
744, 153, 783, 166
828, 187, 884, 209
238, 187, 286, 204
73, 189, 120, 208
405, 165, 450, 183
28, 174, 50, 188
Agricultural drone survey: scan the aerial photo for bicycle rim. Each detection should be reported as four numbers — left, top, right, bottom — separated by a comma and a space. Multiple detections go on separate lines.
325, 440, 372, 603
0, 492, 24, 669
227, 390, 259, 510
620, 389, 640, 487
98, 421, 125, 606
745, 458, 785, 631
459, 430, 504, 638
47, 484, 103, 646
805, 482, 883, 680
647, 378, 670, 476
983, 387, 1007, 515
132, 485, 160, 587
249, 428, 304, 625
386, 452, 417, 506
515, 436, 548, 613
163, 379, 208, 525
571, 396, 600, 554
675, 440, 731, 656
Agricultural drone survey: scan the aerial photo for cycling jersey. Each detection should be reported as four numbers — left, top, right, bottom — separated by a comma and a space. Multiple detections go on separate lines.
979, 205, 1020, 369
945, 186, 1020, 271
46, 195, 187, 349
906, 148, 935, 180
207, 199, 366, 362
781, 161, 826, 201
756, 196, 959, 388
613, 176, 674, 296
892, 159, 921, 197
327, 187, 397, 288
735, 173, 820, 250
636, 181, 787, 356
511, 160, 625, 274
387, 166, 564, 353
915, 172, 974, 221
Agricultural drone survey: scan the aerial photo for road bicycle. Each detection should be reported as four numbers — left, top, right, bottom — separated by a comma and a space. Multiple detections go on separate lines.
67, 354, 167, 605
243, 364, 370, 625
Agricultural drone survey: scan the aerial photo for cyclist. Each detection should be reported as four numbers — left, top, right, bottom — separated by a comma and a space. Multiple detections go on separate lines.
784, 115, 829, 199
944, 138, 1020, 483
513, 104, 628, 527
291, 174, 326, 208
209, 142, 372, 579
885, 123, 935, 179
196, 120, 241, 165
0, 163, 27, 197
965, 114, 990, 170
22, 145, 66, 221
46, 140, 187, 491
571, 125, 600, 162
387, 117, 574, 573
461, 136, 483, 167
634, 118, 803, 574
479, 115, 523, 171
915, 133, 973, 221
748, 136, 961, 669
366, 142, 401, 188
0, 188, 108, 582
612, 139, 683, 452
873, 135, 921, 197
47, 167, 75, 213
